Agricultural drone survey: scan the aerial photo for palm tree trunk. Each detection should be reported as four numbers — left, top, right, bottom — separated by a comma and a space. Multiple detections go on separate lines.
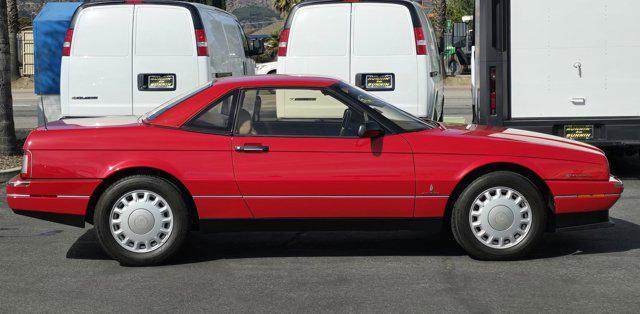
6, 0, 18, 80
0, 0, 17, 155
433, 0, 448, 38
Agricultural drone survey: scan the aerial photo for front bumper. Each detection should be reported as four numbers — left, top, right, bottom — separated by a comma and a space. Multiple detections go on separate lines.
6, 176, 101, 227
549, 176, 624, 232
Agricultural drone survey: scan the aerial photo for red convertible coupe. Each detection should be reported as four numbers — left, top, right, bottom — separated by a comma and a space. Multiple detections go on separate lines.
7, 76, 622, 265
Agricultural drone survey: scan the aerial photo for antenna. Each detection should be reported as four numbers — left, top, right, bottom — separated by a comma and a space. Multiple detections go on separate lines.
39, 96, 48, 130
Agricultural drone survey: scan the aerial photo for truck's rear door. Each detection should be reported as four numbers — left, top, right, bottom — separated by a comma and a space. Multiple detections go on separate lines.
510, 0, 640, 118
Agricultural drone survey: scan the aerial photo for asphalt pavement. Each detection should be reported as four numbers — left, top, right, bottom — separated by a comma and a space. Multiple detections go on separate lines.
1, 85, 639, 312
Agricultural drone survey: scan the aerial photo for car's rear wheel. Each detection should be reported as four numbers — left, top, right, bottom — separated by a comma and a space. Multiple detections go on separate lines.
94, 175, 189, 266
450, 171, 546, 260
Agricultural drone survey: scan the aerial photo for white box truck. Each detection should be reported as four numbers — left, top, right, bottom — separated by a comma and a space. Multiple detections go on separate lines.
59, 0, 261, 118
277, 0, 444, 121
473, 0, 640, 149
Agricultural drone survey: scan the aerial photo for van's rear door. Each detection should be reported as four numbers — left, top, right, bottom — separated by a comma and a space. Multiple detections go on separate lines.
279, 3, 351, 81
132, 4, 200, 115
350, 3, 419, 115
65, 5, 133, 116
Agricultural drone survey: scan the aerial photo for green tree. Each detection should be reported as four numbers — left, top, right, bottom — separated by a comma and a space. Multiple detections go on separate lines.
447, 0, 474, 23
272, 0, 300, 17
0, 0, 18, 155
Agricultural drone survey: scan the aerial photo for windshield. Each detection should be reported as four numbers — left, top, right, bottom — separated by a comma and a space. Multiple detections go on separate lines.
334, 82, 432, 132
143, 82, 213, 121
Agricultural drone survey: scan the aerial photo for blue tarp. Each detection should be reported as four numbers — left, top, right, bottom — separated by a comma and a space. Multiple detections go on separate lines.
34, 2, 82, 95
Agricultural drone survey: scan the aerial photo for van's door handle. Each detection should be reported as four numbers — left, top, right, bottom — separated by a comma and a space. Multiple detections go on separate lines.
430, 71, 439, 77
235, 145, 269, 152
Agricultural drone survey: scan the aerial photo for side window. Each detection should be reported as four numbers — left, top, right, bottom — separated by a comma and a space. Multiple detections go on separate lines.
221, 19, 243, 57
235, 89, 366, 137
184, 93, 236, 132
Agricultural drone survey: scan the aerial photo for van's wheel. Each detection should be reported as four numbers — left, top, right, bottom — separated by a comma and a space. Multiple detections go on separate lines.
94, 175, 190, 266
438, 97, 445, 122
267, 70, 276, 75
450, 171, 546, 260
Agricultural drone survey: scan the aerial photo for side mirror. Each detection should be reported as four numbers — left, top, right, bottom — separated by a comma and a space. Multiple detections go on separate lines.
247, 39, 265, 56
358, 121, 385, 138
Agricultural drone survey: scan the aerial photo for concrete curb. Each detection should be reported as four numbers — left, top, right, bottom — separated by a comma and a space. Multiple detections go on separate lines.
0, 167, 20, 183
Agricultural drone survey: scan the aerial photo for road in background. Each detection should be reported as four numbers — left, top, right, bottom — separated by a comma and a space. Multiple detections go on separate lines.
443, 85, 473, 123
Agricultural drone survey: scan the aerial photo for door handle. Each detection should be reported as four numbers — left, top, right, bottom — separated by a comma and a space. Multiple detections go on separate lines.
430, 71, 439, 77
235, 145, 269, 152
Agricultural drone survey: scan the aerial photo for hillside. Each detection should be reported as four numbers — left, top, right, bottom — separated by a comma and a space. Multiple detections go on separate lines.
19, 0, 280, 19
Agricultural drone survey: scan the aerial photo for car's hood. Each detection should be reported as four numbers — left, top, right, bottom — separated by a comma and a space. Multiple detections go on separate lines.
403, 124, 606, 164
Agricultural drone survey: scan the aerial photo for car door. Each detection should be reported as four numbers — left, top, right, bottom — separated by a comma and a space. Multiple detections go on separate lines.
230, 87, 415, 218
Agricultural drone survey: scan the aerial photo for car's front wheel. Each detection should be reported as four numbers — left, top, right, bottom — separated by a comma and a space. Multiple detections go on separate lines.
451, 171, 547, 260
94, 175, 189, 266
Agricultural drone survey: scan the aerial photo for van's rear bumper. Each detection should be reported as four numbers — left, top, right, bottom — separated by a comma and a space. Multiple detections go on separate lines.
501, 117, 640, 147
6, 176, 101, 227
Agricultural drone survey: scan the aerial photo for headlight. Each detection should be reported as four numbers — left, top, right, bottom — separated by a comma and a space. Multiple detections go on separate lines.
21, 151, 31, 178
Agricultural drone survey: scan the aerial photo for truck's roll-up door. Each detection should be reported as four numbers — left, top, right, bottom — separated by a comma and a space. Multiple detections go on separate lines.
510, 0, 640, 118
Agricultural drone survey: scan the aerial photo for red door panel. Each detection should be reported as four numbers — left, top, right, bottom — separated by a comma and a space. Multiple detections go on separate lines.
231, 135, 415, 218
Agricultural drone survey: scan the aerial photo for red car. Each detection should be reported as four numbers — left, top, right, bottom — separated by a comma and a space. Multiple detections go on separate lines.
7, 76, 623, 265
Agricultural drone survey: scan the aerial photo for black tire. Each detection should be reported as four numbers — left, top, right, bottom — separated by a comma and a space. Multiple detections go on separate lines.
438, 97, 445, 122
267, 70, 276, 75
94, 175, 190, 266
450, 171, 547, 260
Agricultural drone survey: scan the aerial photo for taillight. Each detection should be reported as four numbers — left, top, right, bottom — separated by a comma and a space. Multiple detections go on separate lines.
414, 27, 427, 55
489, 66, 497, 115
278, 29, 290, 57
62, 29, 74, 56
21, 151, 32, 178
195, 29, 208, 56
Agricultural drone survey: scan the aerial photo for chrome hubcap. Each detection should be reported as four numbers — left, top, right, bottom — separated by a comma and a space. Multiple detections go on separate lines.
469, 187, 532, 249
109, 190, 173, 253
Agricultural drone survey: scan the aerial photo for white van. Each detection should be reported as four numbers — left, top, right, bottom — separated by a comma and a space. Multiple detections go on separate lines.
277, 0, 444, 120
61, 0, 261, 117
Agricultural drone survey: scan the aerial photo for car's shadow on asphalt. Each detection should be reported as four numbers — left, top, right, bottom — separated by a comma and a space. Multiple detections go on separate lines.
66, 217, 640, 265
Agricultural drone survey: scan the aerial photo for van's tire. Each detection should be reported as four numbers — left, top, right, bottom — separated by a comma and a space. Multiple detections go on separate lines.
438, 97, 445, 122
267, 70, 276, 75
94, 175, 190, 266
450, 171, 546, 260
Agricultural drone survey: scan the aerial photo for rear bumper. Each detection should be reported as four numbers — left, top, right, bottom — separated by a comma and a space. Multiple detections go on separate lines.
5, 176, 101, 227
502, 117, 640, 147
549, 176, 623, 231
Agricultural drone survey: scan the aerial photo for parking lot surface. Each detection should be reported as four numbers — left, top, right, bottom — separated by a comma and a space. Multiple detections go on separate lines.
1, 89, 639, 312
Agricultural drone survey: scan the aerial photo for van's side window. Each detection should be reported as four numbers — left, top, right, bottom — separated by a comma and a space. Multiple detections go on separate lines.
203, 12, 231, 68
235, 89, 365, 137
222, 20, 244, 58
